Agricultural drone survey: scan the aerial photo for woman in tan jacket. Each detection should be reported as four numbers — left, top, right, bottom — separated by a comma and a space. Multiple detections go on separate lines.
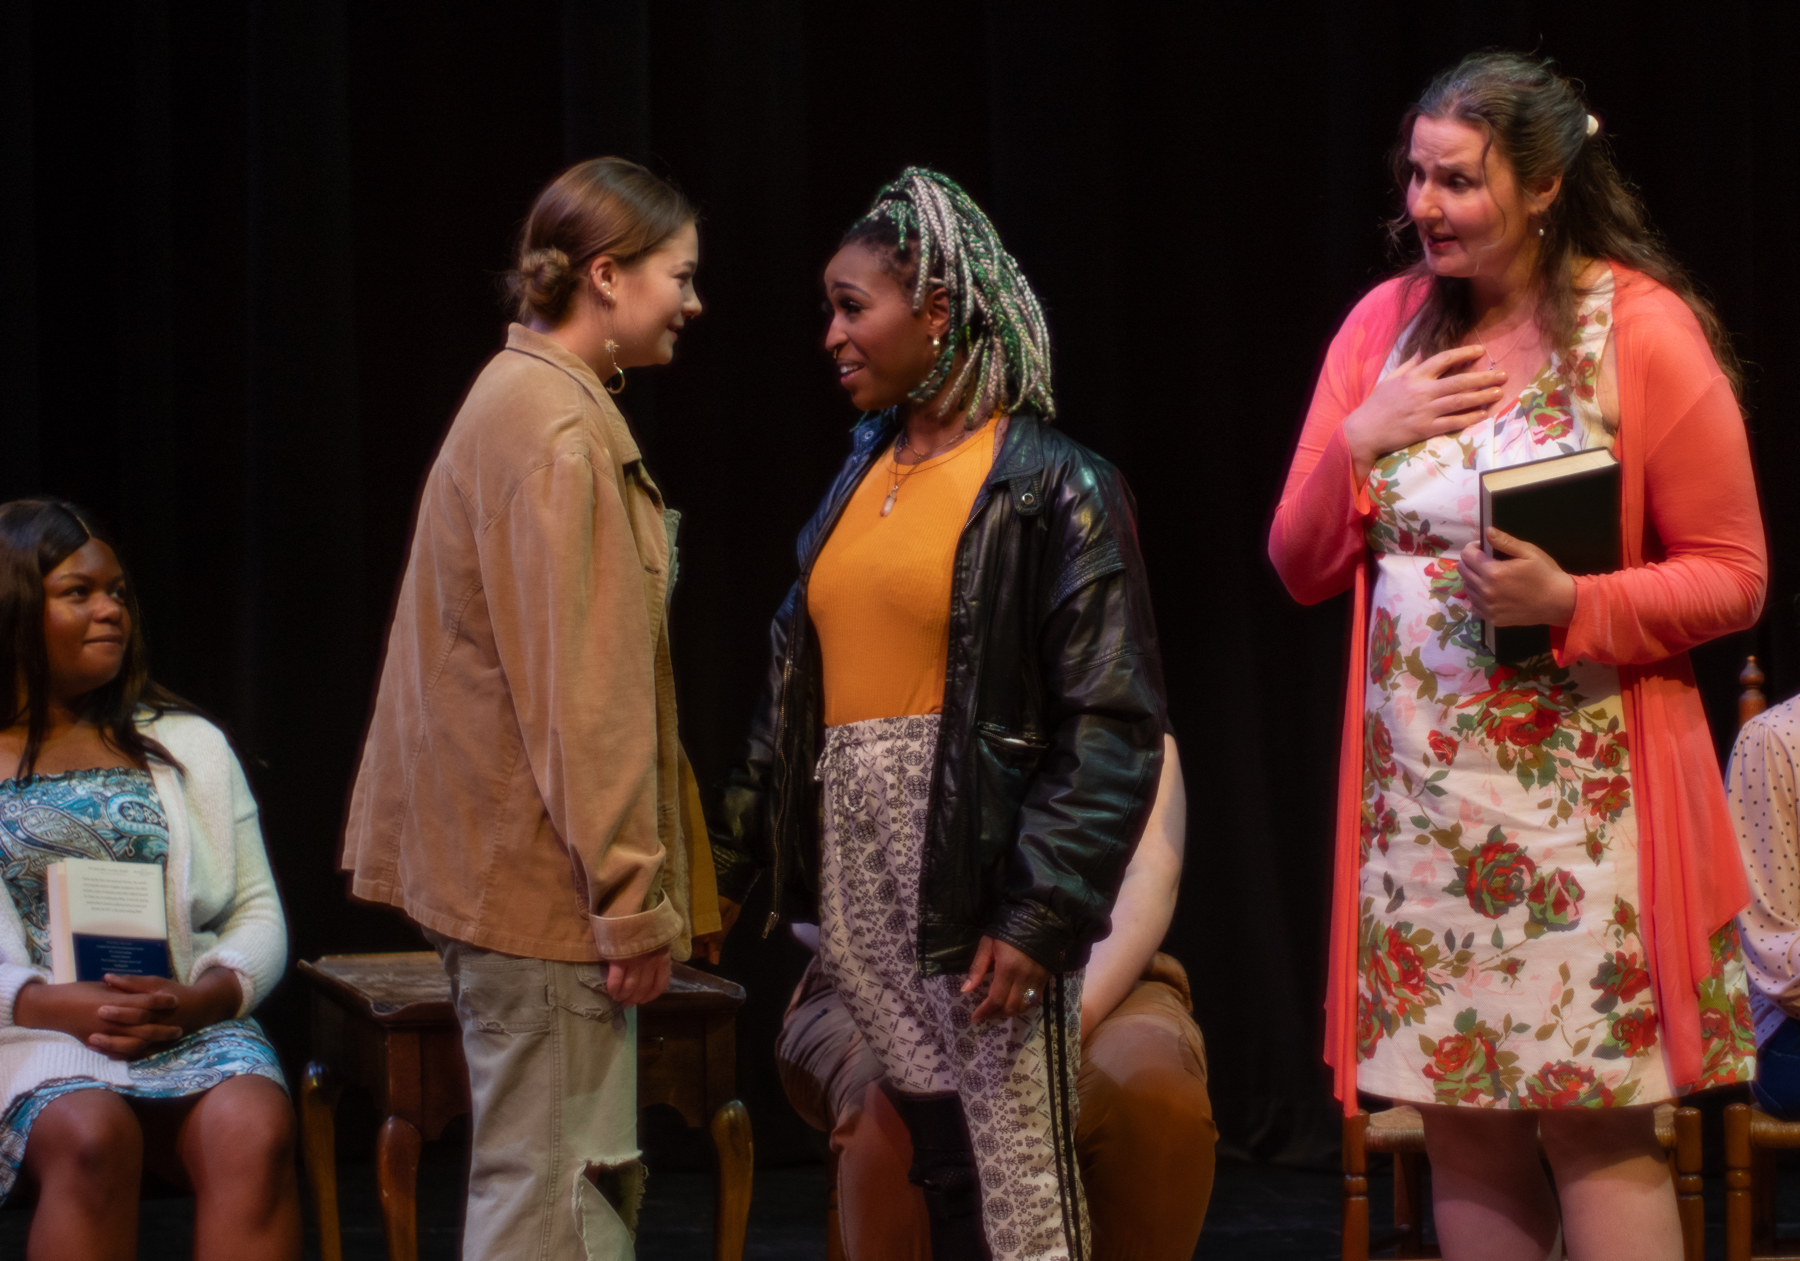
342, 158, 717, 1260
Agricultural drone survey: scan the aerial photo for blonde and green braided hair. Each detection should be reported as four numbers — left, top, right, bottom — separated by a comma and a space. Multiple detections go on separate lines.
844, 167, 1054, 424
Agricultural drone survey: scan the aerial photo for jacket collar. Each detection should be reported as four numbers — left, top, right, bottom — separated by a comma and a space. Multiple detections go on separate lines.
502, 323, 642, 467
987, 411, 1046, 486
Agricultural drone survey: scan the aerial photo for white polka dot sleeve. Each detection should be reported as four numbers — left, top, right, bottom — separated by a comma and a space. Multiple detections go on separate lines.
1730, 695, 1800, 1047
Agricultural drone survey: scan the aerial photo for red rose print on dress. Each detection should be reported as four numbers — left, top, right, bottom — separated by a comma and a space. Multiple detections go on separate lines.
1612, 897, 1639, 938
1422, 1030, 1501, 1104
1581, 775, 1632, 821
1482, 955, 1528, 986
1607, 1008, 1658, 1058
1448, 831, 1536, 919
1428, 731, 1459, 766
1493, 696, 1561, 748
1365, 712, 1398, 788
1376, 926, 1430, 1000
1527, 869, 1585, 933
1362, 792, 1399, 859
1396, 522, 1451, 555
1456, 670, 1574, 751
1701, 1006, 1727, 1047
1575, 728, 1628, 766
1370, 608, 1401, 687
1522, 1061, 1615, 1108
1588, 951, 1651, 1013
1357, 992, 1383, 1062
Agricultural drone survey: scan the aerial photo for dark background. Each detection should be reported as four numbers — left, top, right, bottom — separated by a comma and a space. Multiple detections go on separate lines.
3, 1, 1794, 1172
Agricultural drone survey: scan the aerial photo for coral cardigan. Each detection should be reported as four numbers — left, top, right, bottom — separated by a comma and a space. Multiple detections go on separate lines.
1269, 267, 1767, 1111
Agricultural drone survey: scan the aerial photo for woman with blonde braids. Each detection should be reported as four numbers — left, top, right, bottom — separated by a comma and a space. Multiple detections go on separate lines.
712, 168, 1167, 1261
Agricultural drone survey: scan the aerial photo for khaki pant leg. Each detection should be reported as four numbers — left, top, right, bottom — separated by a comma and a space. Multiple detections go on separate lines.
1076, 978, 1217, 1261
435, 936, 640, 1261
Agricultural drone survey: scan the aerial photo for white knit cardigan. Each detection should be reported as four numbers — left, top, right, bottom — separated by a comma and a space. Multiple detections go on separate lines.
0, 711, 288, 1114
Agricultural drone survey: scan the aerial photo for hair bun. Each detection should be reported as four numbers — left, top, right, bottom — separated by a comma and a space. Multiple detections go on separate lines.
510, 246, 578, 323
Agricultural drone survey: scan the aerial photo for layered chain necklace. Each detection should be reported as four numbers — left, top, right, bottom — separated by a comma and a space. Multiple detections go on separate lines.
880, 424, 977, 517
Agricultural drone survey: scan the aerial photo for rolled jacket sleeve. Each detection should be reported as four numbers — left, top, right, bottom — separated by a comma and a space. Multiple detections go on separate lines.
478, 448, 679, 959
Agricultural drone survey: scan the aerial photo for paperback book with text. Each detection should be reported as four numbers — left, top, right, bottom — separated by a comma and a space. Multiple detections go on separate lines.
46, 858, 173, 984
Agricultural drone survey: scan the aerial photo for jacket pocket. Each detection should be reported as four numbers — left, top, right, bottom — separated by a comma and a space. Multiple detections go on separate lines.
973, 724, 1049, 855
976, 723, 1050, 761
453, 954, 554, 1035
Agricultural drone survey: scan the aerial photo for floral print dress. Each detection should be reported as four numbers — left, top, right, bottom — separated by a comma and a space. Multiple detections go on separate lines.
1355, 268, 1754, 1108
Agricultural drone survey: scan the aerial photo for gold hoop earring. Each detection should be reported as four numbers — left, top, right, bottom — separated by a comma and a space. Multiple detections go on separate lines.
604, 339, 626, 395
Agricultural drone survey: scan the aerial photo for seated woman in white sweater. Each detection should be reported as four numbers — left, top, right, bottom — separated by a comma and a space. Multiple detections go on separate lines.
0, 498, 296, 1261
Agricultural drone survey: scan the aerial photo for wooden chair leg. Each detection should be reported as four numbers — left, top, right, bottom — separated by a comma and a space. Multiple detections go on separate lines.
1672, 1106, 1703, 1261
711, 1099, 753, 1261
1342, 1110, 1371, 1261
299, 1061, 345, 1261
376, 1115, 422, 1261
1726, 1103, 1754, 1261
1394, 1149, 1426, 1258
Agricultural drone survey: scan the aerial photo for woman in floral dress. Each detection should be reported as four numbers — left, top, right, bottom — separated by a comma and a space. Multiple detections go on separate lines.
1270, 53, 1765, 1259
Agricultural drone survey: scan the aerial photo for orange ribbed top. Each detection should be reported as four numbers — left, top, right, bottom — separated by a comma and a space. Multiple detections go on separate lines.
808, 416, 998, 727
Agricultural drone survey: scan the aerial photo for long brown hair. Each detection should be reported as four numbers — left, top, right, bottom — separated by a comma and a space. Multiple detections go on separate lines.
0, 499, 191, 778
1390, 51, 1742, 396
503, 157, 696, 326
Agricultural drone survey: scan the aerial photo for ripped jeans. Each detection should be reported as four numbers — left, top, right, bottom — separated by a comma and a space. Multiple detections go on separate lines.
429, 932, 642, 1260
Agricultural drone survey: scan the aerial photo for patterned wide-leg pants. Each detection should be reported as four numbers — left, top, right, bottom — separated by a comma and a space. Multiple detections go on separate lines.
815, 714, 1089, 1261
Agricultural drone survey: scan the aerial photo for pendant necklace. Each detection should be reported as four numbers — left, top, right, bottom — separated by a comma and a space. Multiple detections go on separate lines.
1473, 314, 1537, 371
1473, 314, 1538, 422
880, 425, 975, 517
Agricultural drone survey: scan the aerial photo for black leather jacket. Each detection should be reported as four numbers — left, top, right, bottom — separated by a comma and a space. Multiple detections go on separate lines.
710, 411, 1166, 976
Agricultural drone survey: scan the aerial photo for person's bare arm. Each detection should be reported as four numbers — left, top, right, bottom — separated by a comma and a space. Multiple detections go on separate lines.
1079, 734, 1185, 1031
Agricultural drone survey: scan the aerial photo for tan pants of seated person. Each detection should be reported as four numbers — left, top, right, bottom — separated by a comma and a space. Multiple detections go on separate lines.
428, 931, 642, 1261
777, 951, 1218, 1261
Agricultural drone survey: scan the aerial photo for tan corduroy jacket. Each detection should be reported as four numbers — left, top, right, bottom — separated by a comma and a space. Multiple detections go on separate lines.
343, 325, 719, 962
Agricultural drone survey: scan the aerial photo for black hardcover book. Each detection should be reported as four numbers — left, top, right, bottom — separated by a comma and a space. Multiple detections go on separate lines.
1478, 448, 1620, 663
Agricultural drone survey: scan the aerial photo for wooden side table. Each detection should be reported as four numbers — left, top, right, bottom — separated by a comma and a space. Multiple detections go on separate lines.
297, 952, 752, 1261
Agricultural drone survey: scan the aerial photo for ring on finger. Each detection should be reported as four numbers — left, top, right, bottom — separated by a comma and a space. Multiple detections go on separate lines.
1021, 987, 1038, 1005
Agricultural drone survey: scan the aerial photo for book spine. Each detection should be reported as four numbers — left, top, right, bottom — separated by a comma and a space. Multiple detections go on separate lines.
1479, 479, 1497, 655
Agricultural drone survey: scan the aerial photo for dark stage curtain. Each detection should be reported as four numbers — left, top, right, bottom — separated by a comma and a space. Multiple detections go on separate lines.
4, 2, 1795, 1168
